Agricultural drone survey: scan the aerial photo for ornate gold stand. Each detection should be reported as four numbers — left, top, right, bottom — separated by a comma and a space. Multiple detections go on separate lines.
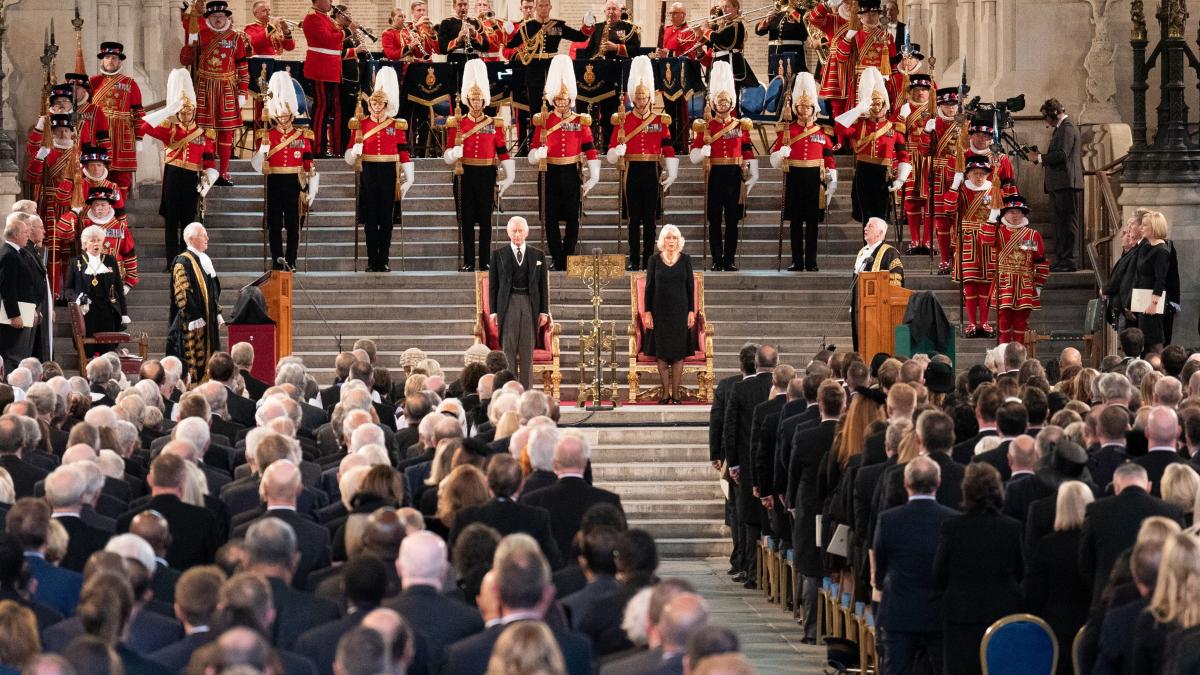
567, 252, 625, 409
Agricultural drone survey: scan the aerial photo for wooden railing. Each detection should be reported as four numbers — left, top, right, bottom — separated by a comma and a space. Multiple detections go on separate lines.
1083, 153, 1126, 361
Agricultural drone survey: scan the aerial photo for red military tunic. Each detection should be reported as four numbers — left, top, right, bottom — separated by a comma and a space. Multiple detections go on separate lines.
354, 117, 412, 162
771, 122, 836, 170
26, 110, 108, 155
928, 115, 966, 216
55, 173, 125, 218
894, 100, 933, 199
954, 179, 999, 284
532, 112, 599, 162
609, 110, 675, 160
186, 22, 253, 130
888, 70, 933, 112
89, 74, 142, 172
480, 18, 507, 61
993, 222, 1049, 311
810, 3, 851, 101
836, 116, 908, 168
245, 20, 295, 56
259, 126, 314, 174
662, 24, 703, 61
24, 142, 77, 213
302, 8, 343, 83
447, 114, 511, 164
965, 144, 1018, 200
691, 115, 754, 163
830, 26, 896, 106
139, 120, 217, 172
382, 27, 407, 60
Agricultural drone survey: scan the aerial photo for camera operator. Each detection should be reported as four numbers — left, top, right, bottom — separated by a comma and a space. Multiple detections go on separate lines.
1029, 98, 1082, 272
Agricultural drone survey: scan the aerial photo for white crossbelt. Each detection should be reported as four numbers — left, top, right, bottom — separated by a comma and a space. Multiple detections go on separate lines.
308, 47, 341, 56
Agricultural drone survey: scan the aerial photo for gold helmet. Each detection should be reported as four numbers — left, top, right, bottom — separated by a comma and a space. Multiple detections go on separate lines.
791, 72, 819, 117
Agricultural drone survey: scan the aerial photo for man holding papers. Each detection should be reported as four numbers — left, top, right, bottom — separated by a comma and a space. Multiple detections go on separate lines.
0, 213, 41, 371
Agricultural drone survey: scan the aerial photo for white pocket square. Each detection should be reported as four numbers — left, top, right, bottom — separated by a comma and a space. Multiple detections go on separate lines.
536, 261, 543, 266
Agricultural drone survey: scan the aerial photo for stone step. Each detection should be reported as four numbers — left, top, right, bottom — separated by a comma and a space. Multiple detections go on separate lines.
592, 445, 712, 463
587, 427, 708, 446
595, 481, 726, 501
593, 462, 718, 482
628, 518, 728, 540
621, 499, 725, 520
652, 538, 733, 559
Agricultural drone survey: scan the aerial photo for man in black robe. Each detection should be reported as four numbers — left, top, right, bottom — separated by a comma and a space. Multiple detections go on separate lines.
167, 222, 223, 385
850, 217, 904, 352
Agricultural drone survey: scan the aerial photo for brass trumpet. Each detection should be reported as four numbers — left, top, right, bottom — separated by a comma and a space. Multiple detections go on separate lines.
269, 16, 299, 31
331, 5, 378, 43
683, 0, 791, 28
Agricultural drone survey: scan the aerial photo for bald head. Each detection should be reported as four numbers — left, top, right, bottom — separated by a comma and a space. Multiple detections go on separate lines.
260, 459, 301, 506
398, 530, 449, 590
362, 507, 405, 554
62, 444, 97, 465
1007, 435, 1038, 473
658, 593, 709, 651
1147, 406, 1180, 447
553, 432, 590, 474
130, 510, 171, 556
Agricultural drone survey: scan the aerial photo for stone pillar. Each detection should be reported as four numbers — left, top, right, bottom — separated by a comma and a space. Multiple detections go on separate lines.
1119, 185, 1200, 348
925, 0, 951, 80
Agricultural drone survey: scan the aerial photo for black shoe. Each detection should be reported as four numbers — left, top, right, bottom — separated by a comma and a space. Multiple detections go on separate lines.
710, 263, 724, 272
800, 637, 817, 645
460, 264, 475, 272
743, 579, 758, 590
726, 567, 738, 576
478, 263, 489, 271
732, 572, 748, 583
380, 264, 391, 272
658, 397, 671, 405
1052, 261, 1078, 272
626, 260, 636, 271
806, 264, 820, 272
215, 175, 234, 187
363, 266, 377, 273
787, 263, 803, 272
724, 264, 739, 272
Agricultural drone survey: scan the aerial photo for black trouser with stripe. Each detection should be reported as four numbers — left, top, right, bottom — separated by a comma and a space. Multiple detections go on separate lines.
624, 161, 660, 267
540, 163, 581, 269
455, 164, 497, 268
267, 173, 301, 269
706, 164, 744, 267
784, 166, 823, 268
360, 161, 397, 270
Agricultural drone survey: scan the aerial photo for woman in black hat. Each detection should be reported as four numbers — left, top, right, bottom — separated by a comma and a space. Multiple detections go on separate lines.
64, 225, 130, 355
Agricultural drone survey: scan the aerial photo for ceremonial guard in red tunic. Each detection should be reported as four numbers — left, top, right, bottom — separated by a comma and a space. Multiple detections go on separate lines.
63, 73, 113, 154
182, 0, 251, 185
829, 0, 896, 108
26, 84, 106, 156
893, 73, 934, 253
992, 194, 1049, 345
955, 154, 1001, 338
608, 56, 678, 271
770, 72, 836, 271
690, 61, 756, 272
835, 67, 910, 225
810, 0, 853, 142
25, 114, 79, 237
530, 55, 601, 271
302, 0, 345, 156
244, 2, 296, 56
55, 146, 125, 222
966, 117, 1018, 201
253, 71, 317, 271
90, 43, 143, 197
345, 66, 415, 273
57, 187, 139, 296
887, 42, 927, 111
926, 86, 967, 274
139, 69, 219, 265
444, 60, 516, 272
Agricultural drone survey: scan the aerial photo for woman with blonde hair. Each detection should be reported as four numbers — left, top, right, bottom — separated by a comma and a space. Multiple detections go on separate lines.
1131, 531, 1200, 673
1162, 463, 1200, 528
1024, 481, 1094, 675
485, 621, 565, 675
494, 410, 521, 441
435, 464, 490, 533
0, 600, 40, 671
1073, 367, 1099, 404
1130, 210, 1173, 354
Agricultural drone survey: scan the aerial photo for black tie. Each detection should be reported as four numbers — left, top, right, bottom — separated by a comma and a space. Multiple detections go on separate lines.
516, 248, 524, 267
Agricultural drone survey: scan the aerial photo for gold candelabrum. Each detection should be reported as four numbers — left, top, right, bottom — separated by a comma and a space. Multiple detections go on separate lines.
567, 251, 625, 409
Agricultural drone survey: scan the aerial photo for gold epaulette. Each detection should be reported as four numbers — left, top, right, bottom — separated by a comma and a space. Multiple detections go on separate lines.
532, 112, 546, 127
204, 129, 217, 140
579, 113, 592, 126
492, 116, 505, 128
446, 116, 458, 128
692, 119, 706, 133
660, 113, 672, 126
158, 120, 173, 129
303, 128, 315, 140
395, 118, 408, 131
739, 118, 752, 131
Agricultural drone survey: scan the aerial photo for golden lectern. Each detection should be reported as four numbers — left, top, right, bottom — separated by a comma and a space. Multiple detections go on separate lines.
856, 271, 911, 357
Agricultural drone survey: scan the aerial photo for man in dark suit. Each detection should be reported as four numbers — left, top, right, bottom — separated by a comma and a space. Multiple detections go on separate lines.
147, 565, 226, 672
723, 345, 778, 586
206, 352, 258, 429
952, 384, 1003, 464
444, 534, 593, 675
316, 352, 357, 412
7, 498, 82, 617
451, 454, 563, 568
522, 432, 623, 560
294, 556, 389, 675
231, 459, 332, 589
1031, 98, 1083, 271
0, 414, 47, 498
488, 216, 550, 390
774, 369, 826, 501
972, 400, 1027, 481
1136, 406, 1184, 498
877, 411, 965, 519
602, 592, 709, 675
242, 516, 341, 649
560, 527, 620, 629
756, 375, 806, 549
1079, 462, 1184, 605
749, 366, 794, 547
231, 341, 270, 401
117, 453, 225, 570
788, 379, 844, 643
875, 455, 958, 675
129, 510, 181, 606
0, 214, 39, 371
45, 465, 111, 572
709, 343, 758, 576
1088, 404, 1130, 493
387, 531, 484, 671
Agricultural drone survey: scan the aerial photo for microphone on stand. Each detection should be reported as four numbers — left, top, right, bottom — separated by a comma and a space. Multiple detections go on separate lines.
281, 258, 343, 353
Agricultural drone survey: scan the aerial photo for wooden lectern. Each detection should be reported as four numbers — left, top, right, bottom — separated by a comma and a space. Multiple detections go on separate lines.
252, 270, 293, 360
856, 271, 912, 357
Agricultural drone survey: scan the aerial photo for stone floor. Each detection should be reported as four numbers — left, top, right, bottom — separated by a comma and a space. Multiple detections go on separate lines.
658, 558, 827, 674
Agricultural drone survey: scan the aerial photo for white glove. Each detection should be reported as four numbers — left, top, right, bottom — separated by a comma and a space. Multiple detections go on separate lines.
504, 20, 515, 34
845, 29, 857, 39
584, 10, 596, 26
828, 0, 843, 7
661, 156, 679, 189
78, 303, 89, 316
200, 168, 219, 196
769, 149, 787, 169
745, 159, 760, 195
1036, 287, 1042, 298
988, 208, 1001, 223
834, 106, 863, 129
187, 318, 206, 331
123, 284, 131, 296
35, 147, 50, 161
136, 139, 143, 153
527, 146, 548, 165
924, 118, 936, 133
72, 206, 84, 214
894, 162, 912, 186
826, 168, 838, 201
582, 158, 601, 196
950, 172, 963, 191
442, 147, 462, 165
688, 147, 705, 164
34, 116, 45, 131
238, 94, 247, 109
344, 143, 363, 167
121, 315, 131, 325
605, 143, 626, 164
218, 314, 226, 327
400, 161, 415, 199
498, 158, 516, 197
306, 172, 320, 206
701, 144, 712, 158
258, 143, 270, 154
251, 149, 265, 173
889, 179, 904, 192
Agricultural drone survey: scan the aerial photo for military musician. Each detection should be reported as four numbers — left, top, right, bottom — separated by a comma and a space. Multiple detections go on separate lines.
302, 0, 346, 157
244, 1, 296, 56
438, 0, 488, 64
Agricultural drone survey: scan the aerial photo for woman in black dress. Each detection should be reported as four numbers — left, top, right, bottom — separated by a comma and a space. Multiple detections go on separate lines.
64, 225, 129, 356
1131, 211, 1171, 354
644, 224, 695, 404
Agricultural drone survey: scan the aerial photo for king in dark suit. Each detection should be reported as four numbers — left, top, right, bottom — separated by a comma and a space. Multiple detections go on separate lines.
489, 217, 549, 390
